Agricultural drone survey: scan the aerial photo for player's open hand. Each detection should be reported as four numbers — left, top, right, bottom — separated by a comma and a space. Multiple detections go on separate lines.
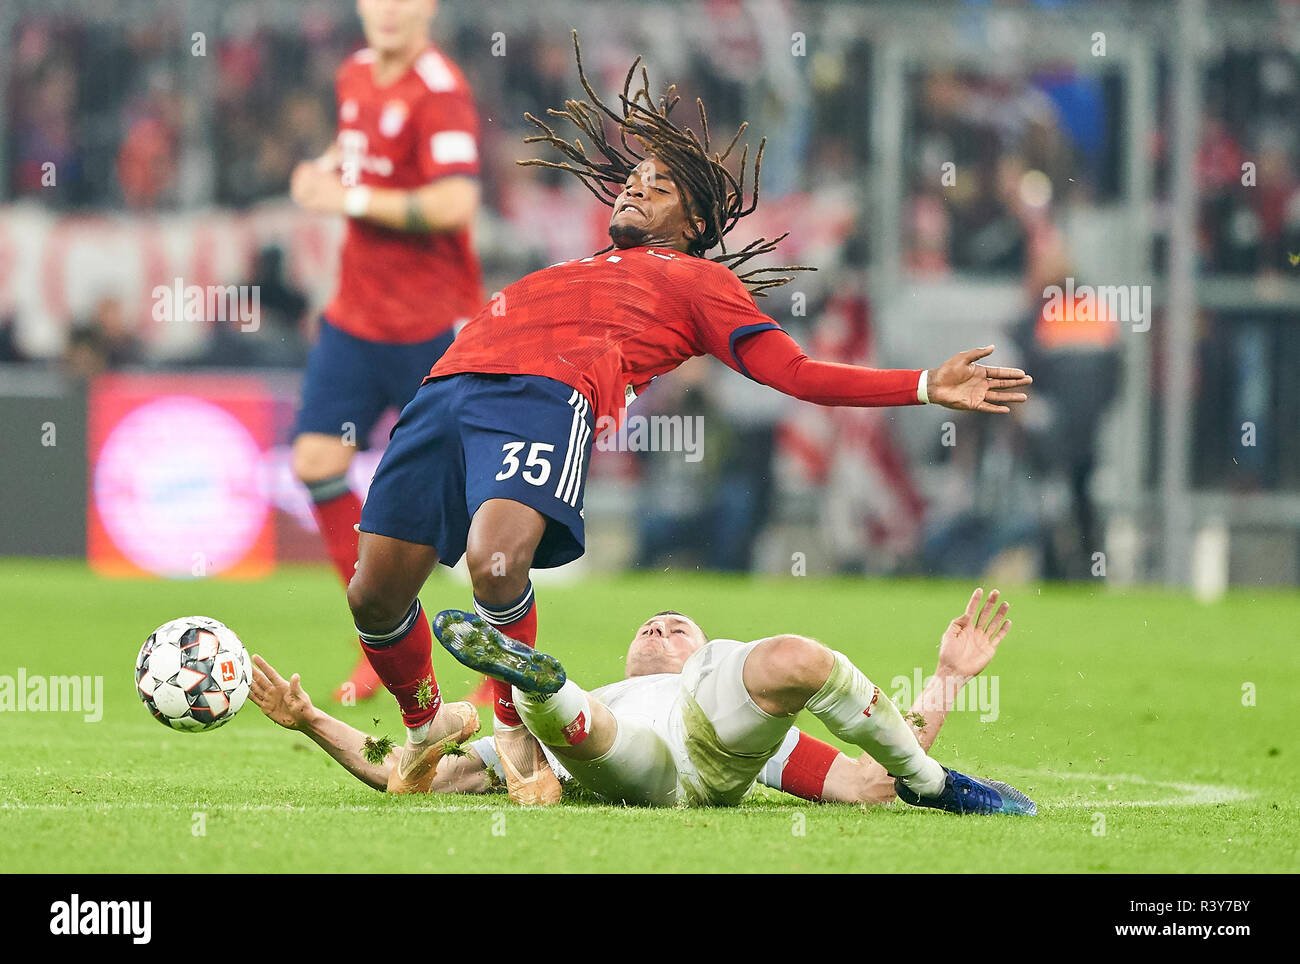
928, 346, 1032, 413
937, 587, 1011, 681
290, 161, 345, 215
249, 653, 317, 731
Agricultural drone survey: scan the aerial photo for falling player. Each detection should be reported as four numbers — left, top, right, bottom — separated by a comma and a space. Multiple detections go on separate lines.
345, 34, 1033, 805
288, 0, 483, 702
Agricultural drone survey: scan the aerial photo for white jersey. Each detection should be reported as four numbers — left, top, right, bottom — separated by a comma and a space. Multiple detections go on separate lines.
471, 646, 810, 803
471, 673, 681, 784
590, 673, 682, 728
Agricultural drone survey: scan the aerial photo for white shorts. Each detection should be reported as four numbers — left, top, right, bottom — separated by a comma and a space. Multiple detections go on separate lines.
566, 639, 794, 807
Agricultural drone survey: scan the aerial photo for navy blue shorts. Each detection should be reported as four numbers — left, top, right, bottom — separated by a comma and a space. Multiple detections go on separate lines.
294, 318, 455, 448
359, 373, 595, 569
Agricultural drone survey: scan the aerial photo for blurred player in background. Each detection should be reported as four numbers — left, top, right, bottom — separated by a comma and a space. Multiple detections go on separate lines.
288, 0, 482, 702
345, 35, 1032, 807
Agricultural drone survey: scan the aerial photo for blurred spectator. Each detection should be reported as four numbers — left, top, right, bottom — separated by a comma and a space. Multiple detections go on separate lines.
117, 115, 176, 209
781, 293, 926, 573
62, 296, 142, 378
632, 358, 780, 572
8, 32, 81, 204
189, 247, 310, 368
905, 65, 1111, 274
63, 328, 109, 380
245, 246, 310, 366
0, 313, 31, 364
1012, 220, 1121, 578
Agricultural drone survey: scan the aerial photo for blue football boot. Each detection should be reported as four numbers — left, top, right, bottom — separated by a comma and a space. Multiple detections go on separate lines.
432, 609, 567, 696
895, 766, 1038, 816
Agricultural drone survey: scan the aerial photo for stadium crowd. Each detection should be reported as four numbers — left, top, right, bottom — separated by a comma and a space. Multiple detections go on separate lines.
4, 3, 1299, 576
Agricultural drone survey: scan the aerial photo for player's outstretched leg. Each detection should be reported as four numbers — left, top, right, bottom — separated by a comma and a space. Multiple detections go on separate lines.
743, 635, 1035, 816
293, 434, 382, 702
434, 610, 566, 804
433, 611, 566, 696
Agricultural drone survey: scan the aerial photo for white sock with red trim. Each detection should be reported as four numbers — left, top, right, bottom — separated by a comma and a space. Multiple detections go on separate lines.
805, 651, 946, 797
513, 681, 593, 748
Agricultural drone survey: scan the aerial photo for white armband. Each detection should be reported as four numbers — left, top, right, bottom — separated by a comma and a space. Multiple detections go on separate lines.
917, 369, 930, 404
343, 185, 372, 218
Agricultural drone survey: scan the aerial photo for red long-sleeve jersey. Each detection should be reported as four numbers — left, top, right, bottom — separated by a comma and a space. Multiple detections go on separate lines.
428, 246, 923, 425
325, 46, 483, 343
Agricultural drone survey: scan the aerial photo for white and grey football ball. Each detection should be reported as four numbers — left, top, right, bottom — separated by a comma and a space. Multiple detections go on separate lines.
135, 617, 252, 731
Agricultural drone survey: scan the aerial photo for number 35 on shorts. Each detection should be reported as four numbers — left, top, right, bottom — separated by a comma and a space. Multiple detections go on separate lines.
495, 441, 555, 486
495, 433, 589, 511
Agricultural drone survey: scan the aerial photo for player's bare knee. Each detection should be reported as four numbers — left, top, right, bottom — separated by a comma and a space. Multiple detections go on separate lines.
346, 577, 407, 632
465, 542, 532, 600
291, 434, 352, 483
755, 634, 833, 691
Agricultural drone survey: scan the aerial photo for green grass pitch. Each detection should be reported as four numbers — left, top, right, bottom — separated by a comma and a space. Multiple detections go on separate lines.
1, 559, 1296, 873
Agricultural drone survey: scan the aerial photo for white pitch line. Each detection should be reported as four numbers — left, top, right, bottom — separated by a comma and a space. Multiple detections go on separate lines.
0, 771, 1253, 814
1005, 768, 1253, 808
0, 800, 512, 814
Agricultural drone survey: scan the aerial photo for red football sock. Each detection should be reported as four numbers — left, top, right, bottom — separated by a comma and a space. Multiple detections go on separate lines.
780, 732, 842, 802
309, 488, 362, 585
479, 598, 537, 727
359, 602, 441, 728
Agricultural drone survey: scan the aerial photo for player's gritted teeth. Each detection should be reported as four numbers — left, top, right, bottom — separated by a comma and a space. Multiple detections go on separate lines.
608, 157, 702, 252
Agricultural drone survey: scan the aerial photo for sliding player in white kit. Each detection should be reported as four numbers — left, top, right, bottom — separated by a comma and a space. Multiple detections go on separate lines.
249, 587, 1030, 811
434, 587, 1036, 815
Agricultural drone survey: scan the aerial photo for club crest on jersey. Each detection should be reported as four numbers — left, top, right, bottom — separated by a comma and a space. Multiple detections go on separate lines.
379, 100, 408, 138
562, 712, 589, 745
340, 99, 359, 123
337, 130, 394, 178
862, 686, 880, 717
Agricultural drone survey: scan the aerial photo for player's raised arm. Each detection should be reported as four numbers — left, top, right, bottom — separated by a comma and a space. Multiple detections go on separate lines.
731, 327, 1032, 413
691, 265, 1031, 412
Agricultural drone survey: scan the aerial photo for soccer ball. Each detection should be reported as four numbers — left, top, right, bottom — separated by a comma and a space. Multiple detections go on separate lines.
135, 617, 252, 731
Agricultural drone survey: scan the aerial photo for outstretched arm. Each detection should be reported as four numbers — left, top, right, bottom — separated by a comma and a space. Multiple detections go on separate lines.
733, 329, 1032, 413
248, 654, 492, 793
249, 653, 395, 790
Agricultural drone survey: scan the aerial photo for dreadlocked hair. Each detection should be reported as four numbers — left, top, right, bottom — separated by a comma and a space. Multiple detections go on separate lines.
518, 30, 814, 296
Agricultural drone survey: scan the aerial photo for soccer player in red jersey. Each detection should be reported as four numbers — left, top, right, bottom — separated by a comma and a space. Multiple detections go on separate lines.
346, 36, 1033, 804
288, 0, 482, 703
